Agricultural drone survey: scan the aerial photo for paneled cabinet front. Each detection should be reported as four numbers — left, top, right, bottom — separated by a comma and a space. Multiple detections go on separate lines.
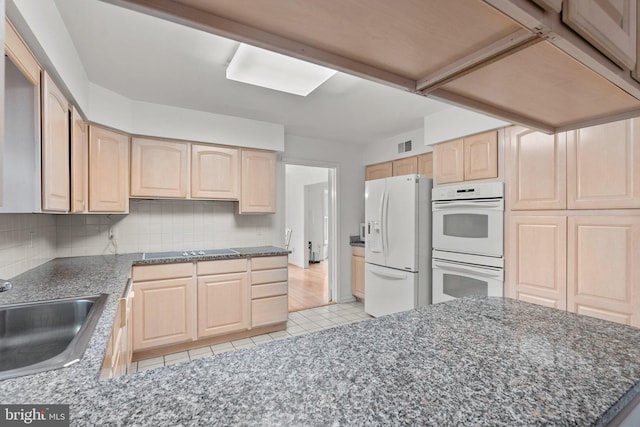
351, 246, 365, 299
132, 273, 196, 351
365, 162, 392, 181
196, 258, 250, 338
392, 157, 417, 176
433, 139, 464, 184
197, 272, 250, 338
508, 128, 567, 210
191, 144, 239, 200
567, 215, 640, 327
567, 118, 640, 209
70, 107, 88, 213
240, 149, 277, 214
89, 126, 129, 212
130, 138, 188, 199
509, 215, 567, 310
41, 71, 70, 212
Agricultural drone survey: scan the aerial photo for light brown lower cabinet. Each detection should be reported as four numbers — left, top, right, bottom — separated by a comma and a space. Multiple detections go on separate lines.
351, 246, 365, 299
128, 257, 288, 358
100, 284, 133, 379
567, 215, 640, 327
132, 268, 196, 351
510, 213, 640, 327
197, 259, 250, 338
250, 256, 289, 327
510, 216, 567, 310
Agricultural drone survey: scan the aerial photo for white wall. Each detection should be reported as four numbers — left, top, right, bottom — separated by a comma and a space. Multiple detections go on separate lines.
284, 165, 328, 267
363, 128, 432, 166
8, 0, 285, 151
423, 106, 509, 145
280, 134, 365, 303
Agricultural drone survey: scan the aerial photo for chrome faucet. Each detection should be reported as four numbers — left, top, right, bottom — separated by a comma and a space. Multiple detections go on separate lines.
0, 279, 12, 292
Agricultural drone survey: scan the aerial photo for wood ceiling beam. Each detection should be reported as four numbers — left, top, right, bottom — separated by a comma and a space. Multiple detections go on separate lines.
429, 88, 556, 134
416, 29, 540, 94
99, 0, 417, 92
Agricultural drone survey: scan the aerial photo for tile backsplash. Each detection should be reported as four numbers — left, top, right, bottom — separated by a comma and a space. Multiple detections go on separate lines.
0, 200, 278, 278
56, 199, 277, 257
0, 214, 57, 279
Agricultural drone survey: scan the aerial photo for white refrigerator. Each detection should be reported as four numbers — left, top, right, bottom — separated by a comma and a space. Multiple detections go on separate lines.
364, 174, 432, 317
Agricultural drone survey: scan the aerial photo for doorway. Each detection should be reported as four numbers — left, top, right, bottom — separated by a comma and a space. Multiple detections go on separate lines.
284, 163, 337, 312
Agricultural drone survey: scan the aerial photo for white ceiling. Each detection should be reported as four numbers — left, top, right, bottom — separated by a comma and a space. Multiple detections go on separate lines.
53, 0, 452, 144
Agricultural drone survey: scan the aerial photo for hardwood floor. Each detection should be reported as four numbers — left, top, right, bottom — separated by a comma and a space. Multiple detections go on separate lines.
288, 261, 329, 312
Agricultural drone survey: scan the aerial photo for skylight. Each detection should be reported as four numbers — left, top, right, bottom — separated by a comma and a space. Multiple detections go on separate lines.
226, 44, 337, 96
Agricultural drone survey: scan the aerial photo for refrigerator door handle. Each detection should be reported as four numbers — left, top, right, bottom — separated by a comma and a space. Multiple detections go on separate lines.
370, 268, 408, 280
382, 190, 389, 257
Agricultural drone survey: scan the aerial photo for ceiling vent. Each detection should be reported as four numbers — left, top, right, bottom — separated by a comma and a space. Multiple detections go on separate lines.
398, 140, 412, 154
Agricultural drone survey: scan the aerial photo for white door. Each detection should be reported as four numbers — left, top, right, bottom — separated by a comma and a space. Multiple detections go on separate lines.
364, 263, 417, 317
385, 175, 418, 272
365, 178, 386, 266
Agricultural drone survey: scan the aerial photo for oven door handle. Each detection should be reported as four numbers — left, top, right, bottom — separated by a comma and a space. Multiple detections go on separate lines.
432, 199, 503, 211
370, 268, 408, 280
433, 260, 503, 279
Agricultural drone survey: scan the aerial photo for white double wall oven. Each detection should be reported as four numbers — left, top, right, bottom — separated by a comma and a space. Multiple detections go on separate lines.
431, 182, 504, 303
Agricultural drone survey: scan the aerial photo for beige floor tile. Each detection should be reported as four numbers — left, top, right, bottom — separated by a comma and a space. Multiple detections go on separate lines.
233, 343, 255, 350
286, 325, 305, 334
127, 362, 138, 373
211, 342, 234, 352
165, 357, 189, 366
189, 346, 213, 356
251, 334, 274, 344
137, 362, 165, 372
189, 352, 212, 360
137, 356, 164, 368
231, 338, 254, 346
213, 346, 235, 355
164, 351, 189, 362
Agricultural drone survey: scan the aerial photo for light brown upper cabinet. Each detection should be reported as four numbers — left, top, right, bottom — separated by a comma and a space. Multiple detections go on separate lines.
191, 144, 239, 200
89, 126, 130, 213
509, 215, 567, 311
463, 131, 498, 181
5, 18, 40, 87
417, 152, 434, 179
567, 118, 640, 209
392, 157, 417, 176
70, 107, 89, 213
567, 215, 640, 327
130, 137, 188, 199
434, 131, 497, 185
239, 149, 276, 214
365, 162, 392, 181
41, 71, 70, 212
433, 139, 464, 184
563, 0, 637, 70
508, 127, 567, 210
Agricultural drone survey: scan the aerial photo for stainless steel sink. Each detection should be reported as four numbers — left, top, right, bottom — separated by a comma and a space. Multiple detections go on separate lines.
0, 294, 108, 380
142, 248, 239, 260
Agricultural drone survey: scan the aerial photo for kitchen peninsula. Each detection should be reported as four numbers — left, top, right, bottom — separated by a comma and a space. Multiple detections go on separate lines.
1, 253, 640, 425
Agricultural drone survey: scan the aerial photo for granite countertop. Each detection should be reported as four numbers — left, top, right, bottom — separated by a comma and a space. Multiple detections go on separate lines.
2, 254, 640, 425
132, 245, 289, 266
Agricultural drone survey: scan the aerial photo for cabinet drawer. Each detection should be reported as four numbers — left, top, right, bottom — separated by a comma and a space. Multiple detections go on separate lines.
132, 263, 192, 281
252, 295, 288, 327
251, 256, 288, 270
197, 258, 247, 275
251, 268, 288, 284
252, 282, 288, 299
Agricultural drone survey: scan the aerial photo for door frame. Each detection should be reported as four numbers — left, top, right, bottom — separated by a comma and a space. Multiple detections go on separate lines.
281, 158, 339, 304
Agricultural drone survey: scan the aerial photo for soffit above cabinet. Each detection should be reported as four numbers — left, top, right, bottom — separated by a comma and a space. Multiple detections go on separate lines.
103, 0, 640, 133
